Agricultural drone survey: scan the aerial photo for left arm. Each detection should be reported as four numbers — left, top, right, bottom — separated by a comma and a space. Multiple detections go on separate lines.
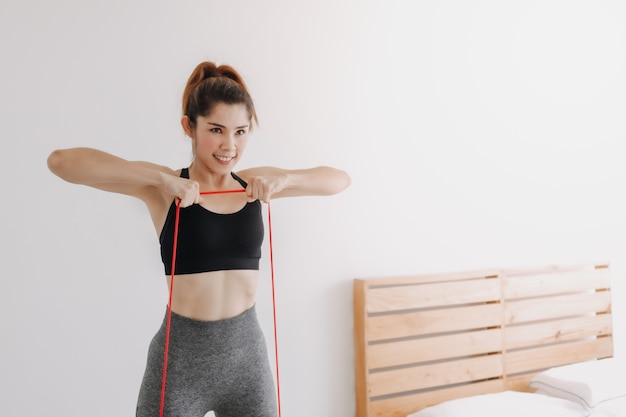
237, 166, 351, 202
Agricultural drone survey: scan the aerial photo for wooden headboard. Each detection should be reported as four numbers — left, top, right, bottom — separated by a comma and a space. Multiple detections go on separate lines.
353, 262, 613, 417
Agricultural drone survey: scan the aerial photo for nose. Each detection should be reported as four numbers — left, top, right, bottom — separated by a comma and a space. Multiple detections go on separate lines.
221, 132, 236, 149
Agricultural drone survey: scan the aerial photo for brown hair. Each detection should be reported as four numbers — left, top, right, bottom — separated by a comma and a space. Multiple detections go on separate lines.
182, 62, 258, 130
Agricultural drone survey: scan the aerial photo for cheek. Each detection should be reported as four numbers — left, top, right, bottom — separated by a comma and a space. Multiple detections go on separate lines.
195, 134, 220, 148
237, 136, 250, 149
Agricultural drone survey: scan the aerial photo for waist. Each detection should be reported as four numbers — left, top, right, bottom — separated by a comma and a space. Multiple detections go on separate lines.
166, 270, 259, 321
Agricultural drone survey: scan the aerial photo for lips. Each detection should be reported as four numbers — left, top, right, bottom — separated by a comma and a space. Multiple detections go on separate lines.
214, 154, 235, 163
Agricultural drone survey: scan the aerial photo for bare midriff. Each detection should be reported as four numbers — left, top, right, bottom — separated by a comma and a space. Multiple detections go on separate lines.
166, 269, 258, 321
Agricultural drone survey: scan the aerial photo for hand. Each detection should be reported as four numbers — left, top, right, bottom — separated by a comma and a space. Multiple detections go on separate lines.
162, 174, 200, 208
245, 174, 287, 203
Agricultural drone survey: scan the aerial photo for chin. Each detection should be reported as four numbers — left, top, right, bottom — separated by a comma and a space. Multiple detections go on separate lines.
212, 162, 237, 174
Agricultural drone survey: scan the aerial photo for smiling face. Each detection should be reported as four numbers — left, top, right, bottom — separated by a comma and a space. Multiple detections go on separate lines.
183, 102, 251, 175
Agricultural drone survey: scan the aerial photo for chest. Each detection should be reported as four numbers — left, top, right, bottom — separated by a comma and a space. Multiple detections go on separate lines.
160, 200, 265, 259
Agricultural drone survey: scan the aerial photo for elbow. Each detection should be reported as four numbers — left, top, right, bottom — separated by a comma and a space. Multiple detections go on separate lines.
47, 149, 64, 175
327, 168, 351, 195
338, 170, 351, 193
47, 149, 73, 181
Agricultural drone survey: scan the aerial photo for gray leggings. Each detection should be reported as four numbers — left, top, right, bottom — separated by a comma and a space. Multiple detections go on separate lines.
136, 305, 277, 417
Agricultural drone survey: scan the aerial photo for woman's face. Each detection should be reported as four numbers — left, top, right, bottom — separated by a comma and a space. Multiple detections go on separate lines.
186, 102, 251, 174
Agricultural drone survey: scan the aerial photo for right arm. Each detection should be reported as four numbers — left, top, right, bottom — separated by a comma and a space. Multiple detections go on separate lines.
47, 147, 200, 208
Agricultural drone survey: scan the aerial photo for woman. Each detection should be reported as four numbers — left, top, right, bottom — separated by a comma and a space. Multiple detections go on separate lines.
47, 61, 351, 417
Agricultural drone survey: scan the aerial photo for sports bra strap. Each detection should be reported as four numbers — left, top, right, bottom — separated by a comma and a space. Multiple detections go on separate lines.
230, 172, 248, 188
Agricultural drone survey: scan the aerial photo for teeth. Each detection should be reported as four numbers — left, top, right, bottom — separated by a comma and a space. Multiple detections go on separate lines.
214, 155, 234, 162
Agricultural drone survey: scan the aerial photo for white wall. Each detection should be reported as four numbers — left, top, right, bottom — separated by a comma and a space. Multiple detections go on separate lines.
1, 1, 625, 416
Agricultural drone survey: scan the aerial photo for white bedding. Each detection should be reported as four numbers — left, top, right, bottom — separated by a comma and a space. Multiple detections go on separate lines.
406, 357, 626, 417
530, 356, 626, 416
406, 391, 586, 417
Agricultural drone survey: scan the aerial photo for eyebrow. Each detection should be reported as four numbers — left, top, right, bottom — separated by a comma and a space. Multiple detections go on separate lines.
206, 122, 249, 129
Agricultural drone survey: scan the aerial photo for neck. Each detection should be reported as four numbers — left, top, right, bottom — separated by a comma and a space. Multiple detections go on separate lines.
188, 162, 233, 189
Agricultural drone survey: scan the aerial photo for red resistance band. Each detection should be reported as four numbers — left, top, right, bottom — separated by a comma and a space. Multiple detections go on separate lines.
159, 189, 282, 417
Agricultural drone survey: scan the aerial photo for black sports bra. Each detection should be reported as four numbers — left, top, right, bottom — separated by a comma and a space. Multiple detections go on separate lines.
159, 168, 264, 275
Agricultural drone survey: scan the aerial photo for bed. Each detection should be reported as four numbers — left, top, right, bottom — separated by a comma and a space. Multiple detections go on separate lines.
353, 262, 619, 417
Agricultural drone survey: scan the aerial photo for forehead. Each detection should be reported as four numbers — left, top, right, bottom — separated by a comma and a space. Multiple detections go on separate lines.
202, 102, 250, 126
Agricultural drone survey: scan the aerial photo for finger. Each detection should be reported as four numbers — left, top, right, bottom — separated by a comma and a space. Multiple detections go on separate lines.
180, 192, 194, 208
246, 184, 256, 202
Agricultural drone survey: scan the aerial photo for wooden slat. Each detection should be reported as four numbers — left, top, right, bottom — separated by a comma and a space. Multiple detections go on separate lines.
506, 337, 614, 374
506, 374, 535, 392
367, 279, 500, 313
368, 329, 503, 369
503, 268, 611, 299
366, 303, 502, 341
369, 355, 503, 397
354, 280, 369, 417
503, 262, 609, 277
504, 291, 612, 324
357, 269, 500, 287
505, 314, 613, 350
369, 379, 504, 417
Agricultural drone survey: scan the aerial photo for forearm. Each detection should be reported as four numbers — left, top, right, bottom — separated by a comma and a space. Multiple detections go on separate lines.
282, 166, 351, 196
47, 147, 166, 188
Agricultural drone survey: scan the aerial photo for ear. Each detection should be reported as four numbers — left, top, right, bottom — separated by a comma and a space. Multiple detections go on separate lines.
181, 115, 194, 137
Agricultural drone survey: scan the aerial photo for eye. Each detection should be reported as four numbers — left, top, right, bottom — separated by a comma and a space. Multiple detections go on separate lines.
210, 127, 222, 133
236, 129, 248, 135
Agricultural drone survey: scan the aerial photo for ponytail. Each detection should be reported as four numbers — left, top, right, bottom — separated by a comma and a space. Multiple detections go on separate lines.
182, 62, 257, 129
